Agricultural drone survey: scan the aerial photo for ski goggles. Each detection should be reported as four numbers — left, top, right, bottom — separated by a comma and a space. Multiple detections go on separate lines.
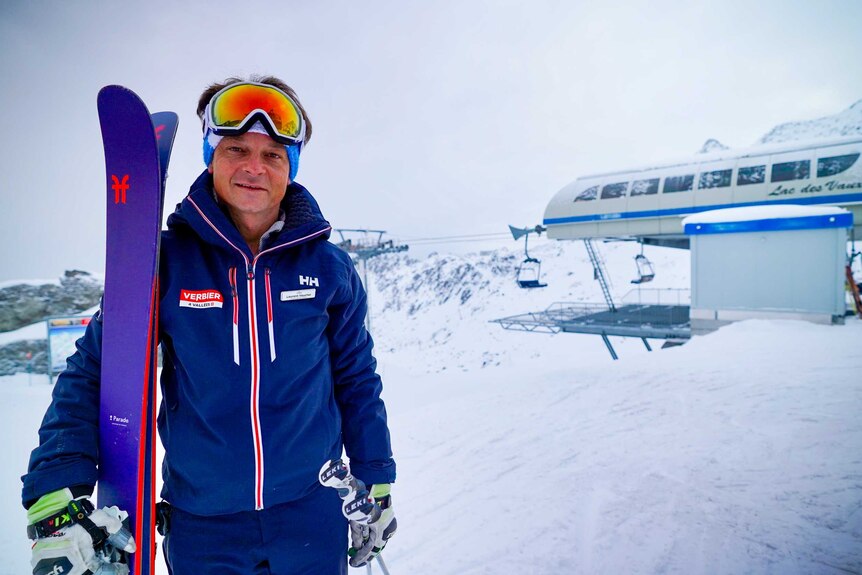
205, 82, 306, 147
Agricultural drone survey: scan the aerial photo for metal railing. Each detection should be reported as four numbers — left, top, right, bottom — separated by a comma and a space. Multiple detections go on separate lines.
621, 288, 691, 306
491, 300, 690, 335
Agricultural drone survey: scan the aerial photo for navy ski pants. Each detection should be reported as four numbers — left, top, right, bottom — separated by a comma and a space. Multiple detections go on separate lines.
163, 485, 348, 575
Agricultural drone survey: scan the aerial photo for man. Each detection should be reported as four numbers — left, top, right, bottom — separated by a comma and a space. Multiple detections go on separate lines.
23, 76, 396, 575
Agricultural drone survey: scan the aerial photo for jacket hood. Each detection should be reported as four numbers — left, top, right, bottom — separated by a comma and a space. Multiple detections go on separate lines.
167, 170, 332, 258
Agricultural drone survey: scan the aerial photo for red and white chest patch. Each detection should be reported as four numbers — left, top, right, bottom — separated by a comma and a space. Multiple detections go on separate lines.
179, 289, 224, 309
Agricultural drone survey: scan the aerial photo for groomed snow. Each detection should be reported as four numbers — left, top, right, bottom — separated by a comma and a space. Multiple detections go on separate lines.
383, 318, 862, 574
3, 317, 860, 574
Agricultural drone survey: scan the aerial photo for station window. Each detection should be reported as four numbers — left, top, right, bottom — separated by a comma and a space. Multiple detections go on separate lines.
698, 169, 732, 189
737, 165, 765, 185
663, 175, 694, 193
771, 160, 810, 182
574, 185, 598, 202
817, 153, 860, 177
630, 178, 659, 196
600, 182, 628, 199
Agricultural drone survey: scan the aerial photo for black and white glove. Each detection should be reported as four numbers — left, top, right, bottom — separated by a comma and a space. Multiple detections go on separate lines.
27, 488, 136, 575
319, 460, 398, 568
347, 483, 396, 568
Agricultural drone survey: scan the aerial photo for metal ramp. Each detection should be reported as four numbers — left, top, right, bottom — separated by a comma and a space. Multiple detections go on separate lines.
491, 289, 691, 360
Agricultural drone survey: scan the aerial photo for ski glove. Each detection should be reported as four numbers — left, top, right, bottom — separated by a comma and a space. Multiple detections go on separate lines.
348, 483, 397, 568
27, 488, 136, 575
319, 460, 398, 568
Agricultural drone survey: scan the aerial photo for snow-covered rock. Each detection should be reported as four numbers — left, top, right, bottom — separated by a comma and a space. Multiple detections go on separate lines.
0, 270, 102, 333
757, 99, 862, 144
698, 138, 729, 153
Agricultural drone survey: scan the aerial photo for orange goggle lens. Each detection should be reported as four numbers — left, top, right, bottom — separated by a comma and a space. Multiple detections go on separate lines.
209, 83, 304, 142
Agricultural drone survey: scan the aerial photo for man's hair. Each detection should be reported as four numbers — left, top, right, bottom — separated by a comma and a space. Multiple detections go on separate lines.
196, 75, 312, 145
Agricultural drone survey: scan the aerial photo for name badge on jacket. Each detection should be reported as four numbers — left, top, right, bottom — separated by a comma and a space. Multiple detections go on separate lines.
281, 289, 316, 302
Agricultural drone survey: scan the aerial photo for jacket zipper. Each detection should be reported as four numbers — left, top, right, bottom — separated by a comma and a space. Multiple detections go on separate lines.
265, 268, 276, 362
244, 262, 264, 510
229, 267, 240, 365
187, 196, 330, 511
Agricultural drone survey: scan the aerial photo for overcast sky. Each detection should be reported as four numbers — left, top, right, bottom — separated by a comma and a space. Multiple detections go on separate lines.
1, 0, 861, 282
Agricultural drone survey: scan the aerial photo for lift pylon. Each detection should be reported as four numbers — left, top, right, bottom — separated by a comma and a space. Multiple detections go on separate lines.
335, 229, 408, 332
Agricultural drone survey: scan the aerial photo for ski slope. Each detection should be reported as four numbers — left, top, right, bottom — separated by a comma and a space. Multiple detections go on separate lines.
385, 318, 862, 574
2, 316, 860, 574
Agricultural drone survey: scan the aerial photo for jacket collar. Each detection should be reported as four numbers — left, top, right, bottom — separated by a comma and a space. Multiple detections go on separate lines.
167, 170, 332, 259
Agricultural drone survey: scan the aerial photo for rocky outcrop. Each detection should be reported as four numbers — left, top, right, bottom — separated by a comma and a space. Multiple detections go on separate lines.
0, 270, 101, 376
0, 340, 48, 376
698, 138, 729, 153
0, 270, 102, 332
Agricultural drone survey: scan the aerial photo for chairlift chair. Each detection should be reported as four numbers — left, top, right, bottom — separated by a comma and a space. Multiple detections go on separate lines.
517, 257, 547, 289
509, 224, 548, 289
631, 253, 655, 285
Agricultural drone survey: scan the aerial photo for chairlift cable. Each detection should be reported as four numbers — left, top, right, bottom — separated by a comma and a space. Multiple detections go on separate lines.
405, 237, 513, 246
394, 232, 511, 242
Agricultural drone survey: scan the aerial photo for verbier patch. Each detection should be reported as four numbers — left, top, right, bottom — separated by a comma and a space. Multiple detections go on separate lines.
179, 289, 224, 309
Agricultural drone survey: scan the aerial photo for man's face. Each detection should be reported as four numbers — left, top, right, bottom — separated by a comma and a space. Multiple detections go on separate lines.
208, 132, 290, 222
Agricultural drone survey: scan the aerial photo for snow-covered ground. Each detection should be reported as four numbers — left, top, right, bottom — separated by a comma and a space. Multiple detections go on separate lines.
385, 318, 862, 574
0, 320, 46, 346
2, 315, 860, 573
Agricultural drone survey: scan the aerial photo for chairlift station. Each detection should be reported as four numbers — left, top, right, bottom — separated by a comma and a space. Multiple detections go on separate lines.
494, 136, 862, 358
685, 205, 853, 334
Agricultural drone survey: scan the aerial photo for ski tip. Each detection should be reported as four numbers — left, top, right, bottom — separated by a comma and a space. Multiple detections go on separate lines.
97, 85, 149, 111
151, 111, 179, 132
152, 111, 179, 123
98, 84, 133, 99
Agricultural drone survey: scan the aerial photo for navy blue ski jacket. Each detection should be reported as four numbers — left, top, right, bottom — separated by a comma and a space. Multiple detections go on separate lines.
23, 171, 396, 515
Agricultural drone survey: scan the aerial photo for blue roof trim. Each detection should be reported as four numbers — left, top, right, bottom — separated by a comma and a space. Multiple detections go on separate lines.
543, 192, 862, 226
684, 212, 853, 235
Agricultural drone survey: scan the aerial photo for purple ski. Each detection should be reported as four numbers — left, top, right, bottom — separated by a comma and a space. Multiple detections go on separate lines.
97, 86, 175, 575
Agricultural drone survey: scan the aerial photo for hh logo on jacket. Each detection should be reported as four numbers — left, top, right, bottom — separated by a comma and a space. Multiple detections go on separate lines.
179, 289, 224, 309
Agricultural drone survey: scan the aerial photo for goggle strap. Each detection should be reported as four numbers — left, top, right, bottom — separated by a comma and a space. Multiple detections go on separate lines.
208, 110, 303, 147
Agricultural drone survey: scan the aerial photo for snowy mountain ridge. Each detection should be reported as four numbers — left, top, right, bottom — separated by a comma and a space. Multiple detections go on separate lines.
756, 98, 862, 144
366, 240, 690, 373
693, 99, 862, 154
698, 138, 730, 153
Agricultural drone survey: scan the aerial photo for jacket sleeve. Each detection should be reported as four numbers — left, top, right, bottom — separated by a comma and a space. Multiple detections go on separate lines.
328, 262, 396, 487
21, 310, 103, 508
